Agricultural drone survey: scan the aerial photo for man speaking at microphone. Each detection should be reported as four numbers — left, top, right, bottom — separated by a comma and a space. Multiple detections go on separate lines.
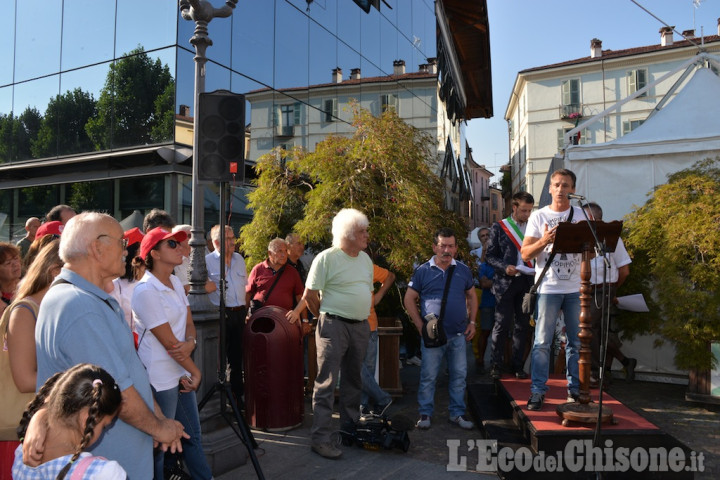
520, 169, 585, 411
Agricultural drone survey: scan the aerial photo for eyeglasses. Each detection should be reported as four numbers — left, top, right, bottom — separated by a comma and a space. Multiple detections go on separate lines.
97, 234, 128, 250
166, 239, 179, 249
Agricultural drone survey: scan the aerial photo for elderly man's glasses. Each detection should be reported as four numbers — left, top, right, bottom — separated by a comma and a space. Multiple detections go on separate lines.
97, 234, 128, 250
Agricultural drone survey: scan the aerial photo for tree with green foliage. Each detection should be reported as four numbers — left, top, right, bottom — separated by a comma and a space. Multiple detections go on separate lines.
240, 104, 468, 279
0, 107, 42, 163
621, 158, 720, 371
86, 46, 175, 150
31, 88, 97, 158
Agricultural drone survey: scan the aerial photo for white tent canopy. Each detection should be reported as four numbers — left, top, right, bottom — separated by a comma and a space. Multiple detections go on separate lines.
562, 63, 720, 379
564, 66, 720, 222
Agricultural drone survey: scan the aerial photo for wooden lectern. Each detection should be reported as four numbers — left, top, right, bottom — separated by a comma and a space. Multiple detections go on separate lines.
552, 220, 623, 426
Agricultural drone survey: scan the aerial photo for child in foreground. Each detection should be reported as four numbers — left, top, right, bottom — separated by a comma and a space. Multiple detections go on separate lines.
12, 363, 127, 479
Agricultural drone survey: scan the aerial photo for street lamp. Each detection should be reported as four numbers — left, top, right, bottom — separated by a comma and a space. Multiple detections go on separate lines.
179, 0, 237, 312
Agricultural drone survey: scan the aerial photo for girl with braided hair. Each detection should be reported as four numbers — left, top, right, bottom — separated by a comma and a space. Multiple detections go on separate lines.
12, 363, 126, 479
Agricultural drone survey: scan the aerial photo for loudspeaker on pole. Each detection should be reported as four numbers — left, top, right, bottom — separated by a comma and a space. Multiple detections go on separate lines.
197, 90, 245, 183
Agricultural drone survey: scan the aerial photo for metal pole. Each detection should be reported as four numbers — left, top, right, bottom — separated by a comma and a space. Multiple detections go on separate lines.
180, 0, 238, 312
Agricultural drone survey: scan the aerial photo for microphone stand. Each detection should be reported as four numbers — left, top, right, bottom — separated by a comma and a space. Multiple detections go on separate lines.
571, 196, 612, 459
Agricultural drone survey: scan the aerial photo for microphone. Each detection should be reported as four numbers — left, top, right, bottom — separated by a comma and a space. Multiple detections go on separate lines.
567, 193, 585, 200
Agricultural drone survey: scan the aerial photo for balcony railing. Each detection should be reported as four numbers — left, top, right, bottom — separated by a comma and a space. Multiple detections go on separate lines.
274, 125, 294, 137
559, 104, 583, 120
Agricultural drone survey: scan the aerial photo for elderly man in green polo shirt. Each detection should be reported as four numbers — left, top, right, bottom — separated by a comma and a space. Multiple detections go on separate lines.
302, 208, 373, 459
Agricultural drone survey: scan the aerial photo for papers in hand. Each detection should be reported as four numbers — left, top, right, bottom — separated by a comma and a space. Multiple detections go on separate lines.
616, 294, 649, 312
515, 265, 535, 276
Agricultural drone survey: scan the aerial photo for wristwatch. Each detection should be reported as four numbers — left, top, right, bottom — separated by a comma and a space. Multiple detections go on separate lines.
187, 336, 197, 346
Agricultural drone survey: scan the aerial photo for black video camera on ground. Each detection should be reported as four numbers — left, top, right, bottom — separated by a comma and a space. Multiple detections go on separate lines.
339, 414, 412, 452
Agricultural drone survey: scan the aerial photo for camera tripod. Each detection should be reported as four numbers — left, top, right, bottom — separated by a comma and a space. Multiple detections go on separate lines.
198, 183, 265, 480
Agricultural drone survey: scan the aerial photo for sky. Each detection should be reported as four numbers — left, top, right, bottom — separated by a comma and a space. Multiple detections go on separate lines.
465, 0, 719, 181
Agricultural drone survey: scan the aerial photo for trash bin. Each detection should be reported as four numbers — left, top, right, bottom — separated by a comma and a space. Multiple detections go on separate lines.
243, 305, 304, 431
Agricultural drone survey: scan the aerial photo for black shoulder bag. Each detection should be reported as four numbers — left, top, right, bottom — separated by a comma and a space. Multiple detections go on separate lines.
421, 265, 455, 348
249, 265, 286, 315
522, 207, 574, 314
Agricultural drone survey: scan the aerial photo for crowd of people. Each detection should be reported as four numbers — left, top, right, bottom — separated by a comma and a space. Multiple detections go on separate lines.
0, 171, 641, 476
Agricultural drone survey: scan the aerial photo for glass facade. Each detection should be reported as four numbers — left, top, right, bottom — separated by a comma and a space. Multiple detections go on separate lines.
0, 0, 438, 239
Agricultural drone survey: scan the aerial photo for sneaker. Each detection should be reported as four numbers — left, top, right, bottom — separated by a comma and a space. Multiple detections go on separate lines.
514, 370, 528, 379
527, 393, 544, 411
625, 358, 637, 381
311, 442, 342, 459
490, 364, 501, 379
567, 392, 580, 403
449, 415, 474, 430
590, 375, 599, 388
416, 415, 431, 429
359, 404, 372, 420
407, 356, 422, 366
374, 399, 392, 417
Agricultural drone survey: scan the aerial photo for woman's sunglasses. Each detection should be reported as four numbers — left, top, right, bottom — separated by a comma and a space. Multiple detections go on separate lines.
166, 239, 180, 249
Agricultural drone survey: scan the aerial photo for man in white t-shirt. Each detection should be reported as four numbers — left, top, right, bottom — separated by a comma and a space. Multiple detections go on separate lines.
584, 202, 636, 385
521, 169, 585, 411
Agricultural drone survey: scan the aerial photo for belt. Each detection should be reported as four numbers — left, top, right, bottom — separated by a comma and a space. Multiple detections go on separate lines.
226, 306, 246, 312
323, 313, 365, 323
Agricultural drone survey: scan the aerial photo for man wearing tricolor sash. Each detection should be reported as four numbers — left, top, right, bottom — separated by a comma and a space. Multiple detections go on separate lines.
486, 191, 535, 380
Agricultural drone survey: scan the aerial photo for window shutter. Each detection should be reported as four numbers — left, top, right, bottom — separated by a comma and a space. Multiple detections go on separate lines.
273, 106, 280, 127
293, 102, 301, 126
562, 81, 570, 106
557, 128, 565, 150
627, 70, 637, 94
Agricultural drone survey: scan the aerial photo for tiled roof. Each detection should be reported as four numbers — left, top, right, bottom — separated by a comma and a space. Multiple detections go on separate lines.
520, 35, 720, 73
247, 71, 437, 95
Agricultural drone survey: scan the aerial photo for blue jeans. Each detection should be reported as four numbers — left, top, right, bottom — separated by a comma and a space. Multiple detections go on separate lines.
360, 330, 392, 407
530, 292, 581, 395
175, 390, 213, 480
153, 386, 179, 480
417, 334, 468, 418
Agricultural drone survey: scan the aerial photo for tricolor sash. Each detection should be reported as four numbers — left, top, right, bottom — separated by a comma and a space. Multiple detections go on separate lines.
499, 217, 533, 268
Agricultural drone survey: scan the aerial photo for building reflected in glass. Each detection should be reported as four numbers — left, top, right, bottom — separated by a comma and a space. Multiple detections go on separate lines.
0, 0, 489, 241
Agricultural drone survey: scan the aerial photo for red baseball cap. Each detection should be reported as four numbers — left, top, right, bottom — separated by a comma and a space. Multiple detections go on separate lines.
140, 227, 188, 261
123, 227, 144, 248
35, 221, 64, 239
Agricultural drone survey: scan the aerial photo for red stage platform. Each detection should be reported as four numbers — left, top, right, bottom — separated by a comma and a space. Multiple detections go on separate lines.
467, 375, 695, 479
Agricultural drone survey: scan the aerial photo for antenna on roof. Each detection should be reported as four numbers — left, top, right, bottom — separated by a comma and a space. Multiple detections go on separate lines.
629, 0, 702, 50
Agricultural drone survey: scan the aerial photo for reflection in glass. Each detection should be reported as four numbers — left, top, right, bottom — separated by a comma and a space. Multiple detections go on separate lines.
205, 62, 232, 95
67, 180, 113, 213
119, 176, 164, 217
205, 11, 232, 67
0, 86, 12, 117
18, 185, 59, 218
10, 76, 59, 162
14, 0, 61, 83
232, 2, 274, 88
176, 48, 195, 118
85, 47, 176, 150
308, 21, 338, 87
0, 188, 10, 240
116, 0, 176, 55
359, 15, 382, 78
274, 4, 309, 91
379, 15, 399, 77
32, 87, 97, 159
61, 0, 115, 71
0, 0, 16, 87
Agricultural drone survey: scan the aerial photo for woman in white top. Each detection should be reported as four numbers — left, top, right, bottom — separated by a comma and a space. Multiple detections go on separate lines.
109, 227, 144, 337
132, 227, 211, 480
